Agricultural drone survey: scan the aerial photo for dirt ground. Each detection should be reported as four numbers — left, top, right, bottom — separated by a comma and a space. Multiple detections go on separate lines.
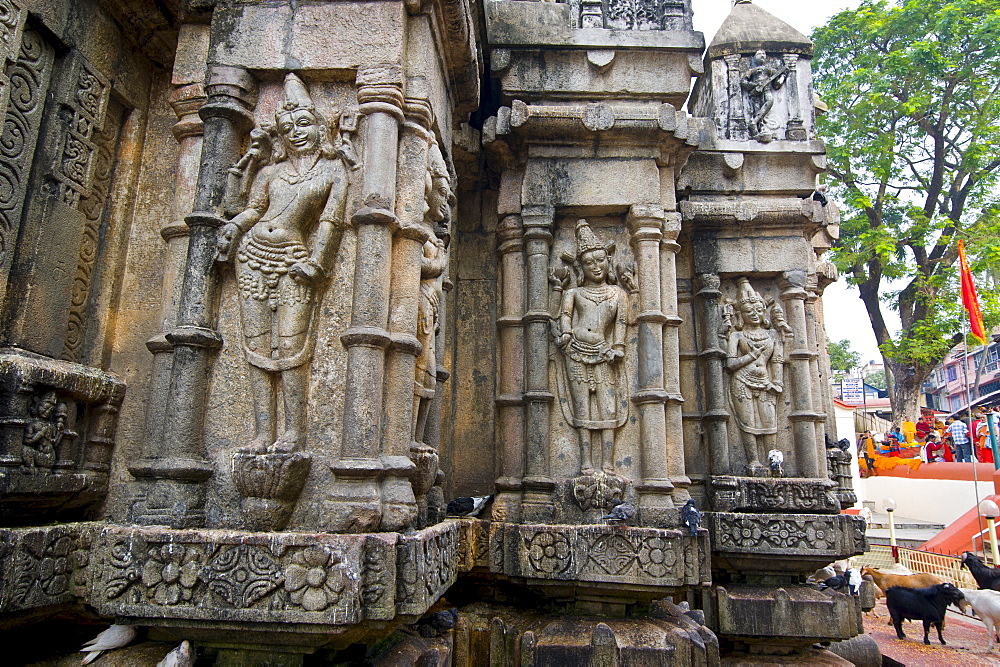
864, 598, 1000, 665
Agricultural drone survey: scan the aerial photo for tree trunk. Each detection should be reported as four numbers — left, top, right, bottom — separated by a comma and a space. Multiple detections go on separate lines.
887, 361, 929, 424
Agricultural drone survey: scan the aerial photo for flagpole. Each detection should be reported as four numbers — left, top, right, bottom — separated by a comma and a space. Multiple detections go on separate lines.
963, 315, 985, 554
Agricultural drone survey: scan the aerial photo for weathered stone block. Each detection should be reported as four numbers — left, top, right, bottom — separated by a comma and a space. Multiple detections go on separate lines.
715, 585, 863, 643
709, 476, 840, 514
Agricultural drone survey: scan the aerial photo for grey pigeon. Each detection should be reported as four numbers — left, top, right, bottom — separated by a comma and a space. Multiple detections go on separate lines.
80, 624, 137, 664
446, 495, 491, 517
602, 499, 635, 523
157, 640, 195, 667
681, 499, 701, 537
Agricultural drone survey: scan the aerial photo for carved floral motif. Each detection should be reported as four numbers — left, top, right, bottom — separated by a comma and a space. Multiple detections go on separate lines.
709, 512, 867, 556
284, 546, 350, 612
637, 536, 677, 578
141, 544, 202, 605
526, 531, 572, 575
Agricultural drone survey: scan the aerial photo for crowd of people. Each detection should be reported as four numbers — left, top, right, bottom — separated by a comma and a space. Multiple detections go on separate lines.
857, 407, 1000, 476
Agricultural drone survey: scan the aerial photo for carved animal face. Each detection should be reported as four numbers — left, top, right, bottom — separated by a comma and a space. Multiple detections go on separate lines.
277, 108, 321, 156
580, 249, 609, 285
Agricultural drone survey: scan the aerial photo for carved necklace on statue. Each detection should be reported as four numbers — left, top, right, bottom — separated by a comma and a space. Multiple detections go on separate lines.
579, 284, 616, 305
280, 154, 322, 185
741, 327, 771, 343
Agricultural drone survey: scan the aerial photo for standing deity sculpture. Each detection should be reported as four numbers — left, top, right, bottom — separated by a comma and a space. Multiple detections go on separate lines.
413, 144, 453, 446
216, 73, 354, 454
723, 278, 786, 475
553, 220, 628, 475
741, 49, 787, 142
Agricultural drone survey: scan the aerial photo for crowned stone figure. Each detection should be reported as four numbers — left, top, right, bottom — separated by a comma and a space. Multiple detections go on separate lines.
556, 220, 628, 475
216, 73, 351, 454
724, 278, 785, 474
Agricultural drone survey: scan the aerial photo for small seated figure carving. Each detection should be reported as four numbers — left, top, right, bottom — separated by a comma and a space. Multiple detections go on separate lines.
22, 390, 64, 473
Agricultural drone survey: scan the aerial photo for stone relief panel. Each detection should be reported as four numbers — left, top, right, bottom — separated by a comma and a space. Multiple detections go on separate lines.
0, 350, 125, 522
207, 72, 362, 531
573, 0, 692, 32
0, 27, 53, 295
548, 217, 638, 518
716, 49, 810, 143
492, 522, 710, 590
707, 512, 866, 558
720, 276, 792, 477
0, 524, 93, 613
88, 522, 457, 626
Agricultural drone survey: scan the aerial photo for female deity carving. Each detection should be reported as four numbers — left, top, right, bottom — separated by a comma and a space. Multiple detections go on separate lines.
413, 143, 453, 445
216, 73, 353, 453
554, 220, 628, 474
723, 278, 785, 473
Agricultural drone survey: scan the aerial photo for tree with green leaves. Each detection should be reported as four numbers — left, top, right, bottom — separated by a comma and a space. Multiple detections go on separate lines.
827, 338, 862, 380
813, 0, 1000, 422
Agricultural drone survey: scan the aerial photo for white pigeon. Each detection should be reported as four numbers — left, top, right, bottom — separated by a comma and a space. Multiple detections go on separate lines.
767, 449, 784, 475
157, 640, 195, 667
80, 624, 137, 664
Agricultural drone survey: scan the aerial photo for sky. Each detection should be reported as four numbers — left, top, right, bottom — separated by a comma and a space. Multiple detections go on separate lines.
691, 0, 896, 365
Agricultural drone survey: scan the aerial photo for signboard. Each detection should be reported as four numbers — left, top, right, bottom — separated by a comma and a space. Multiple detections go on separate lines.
841, 377, 864, 404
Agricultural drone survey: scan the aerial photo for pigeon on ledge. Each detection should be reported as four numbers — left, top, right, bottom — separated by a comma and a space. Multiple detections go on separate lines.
681, 499, 701, 537
157, 640, 195, 667
602, 500, 635, 523
768, 449, 784, 476
446, 495, 491, 517
80, 624, 137, 664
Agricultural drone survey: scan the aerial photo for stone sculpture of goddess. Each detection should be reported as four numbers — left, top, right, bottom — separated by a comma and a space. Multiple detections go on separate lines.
555, 220, 628, 474
724, 278, 785, 474
216, 73, 351, 453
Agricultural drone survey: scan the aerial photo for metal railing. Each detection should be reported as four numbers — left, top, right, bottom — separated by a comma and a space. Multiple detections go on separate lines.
859, 544, 979, 588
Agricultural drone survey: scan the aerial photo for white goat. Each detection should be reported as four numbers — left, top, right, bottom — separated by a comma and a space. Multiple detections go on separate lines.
958, 588, 1000, 651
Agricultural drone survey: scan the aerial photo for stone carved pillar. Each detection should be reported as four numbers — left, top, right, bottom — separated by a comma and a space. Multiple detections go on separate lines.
660, 212, 689, 498
783, 53, 806, 141
627, 204, 673, 525
804, 275, 829, 453
696, 274, 729, 475
724, 54, 746, 141
141, 82, 205, 473
521, 204, 555, 522
815, 263, 840, 440
494, 171, 526, 524
128, 66, 257, 528
383, 94, 433, 527
333, 64, 415, 532
779, 270, 821, 477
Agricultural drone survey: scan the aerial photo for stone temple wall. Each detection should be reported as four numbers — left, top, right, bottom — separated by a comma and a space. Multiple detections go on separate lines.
0, 0, 866, 663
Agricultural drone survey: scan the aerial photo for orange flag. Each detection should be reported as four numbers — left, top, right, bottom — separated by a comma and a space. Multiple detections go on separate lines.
958, 239, 987, 345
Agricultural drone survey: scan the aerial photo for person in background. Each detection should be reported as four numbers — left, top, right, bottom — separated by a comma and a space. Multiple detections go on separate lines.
915, 418, 931, 443
976, 414, 994, 464
901, 418, 917, 444
926, 434, 946, 462
947, 417, 973, 463
858, 430, 876, 476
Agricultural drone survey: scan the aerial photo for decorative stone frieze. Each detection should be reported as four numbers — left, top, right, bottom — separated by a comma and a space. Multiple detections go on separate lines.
707, 512, 866, 559
709, 476, 841, 514
0, 522, 457, 633
489, 522, 710, 593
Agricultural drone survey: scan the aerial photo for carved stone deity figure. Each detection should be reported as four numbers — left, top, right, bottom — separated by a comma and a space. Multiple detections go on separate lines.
741, 49, 787, 141
724, 278, 785, 474
216, 73, 351, 453
413, 144, 453, 445
555, 220, 628, 474
22, 390, 65, 473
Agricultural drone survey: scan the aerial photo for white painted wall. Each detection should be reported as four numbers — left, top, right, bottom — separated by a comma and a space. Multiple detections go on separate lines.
858, 477, 995, 525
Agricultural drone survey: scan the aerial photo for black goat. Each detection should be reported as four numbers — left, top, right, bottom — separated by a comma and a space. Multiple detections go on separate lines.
961, 551, 1000, 591
886, 583, 965, 645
